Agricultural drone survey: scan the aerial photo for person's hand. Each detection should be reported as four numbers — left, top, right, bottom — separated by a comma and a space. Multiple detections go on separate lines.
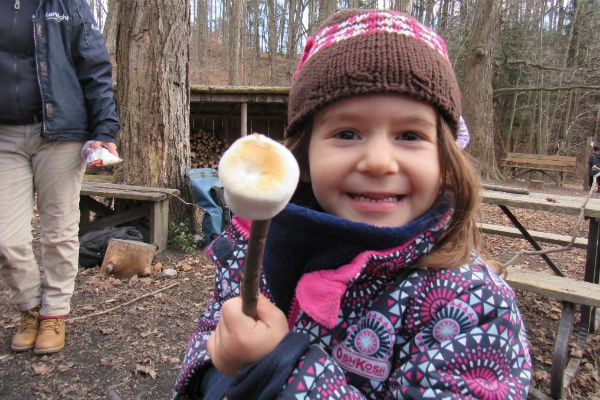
207, 295, 289, 376
82, 141, 119, 157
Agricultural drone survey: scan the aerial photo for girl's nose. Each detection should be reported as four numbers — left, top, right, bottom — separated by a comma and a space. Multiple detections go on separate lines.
356, 136, 399, 175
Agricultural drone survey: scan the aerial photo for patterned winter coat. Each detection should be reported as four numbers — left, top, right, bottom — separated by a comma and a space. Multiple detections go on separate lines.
174, 194, 532, 399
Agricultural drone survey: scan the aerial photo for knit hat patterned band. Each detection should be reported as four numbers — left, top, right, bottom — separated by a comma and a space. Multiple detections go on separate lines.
286, 9, 461, 138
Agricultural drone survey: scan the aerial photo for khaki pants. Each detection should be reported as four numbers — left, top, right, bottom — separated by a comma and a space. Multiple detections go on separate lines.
0, 123, 85, 317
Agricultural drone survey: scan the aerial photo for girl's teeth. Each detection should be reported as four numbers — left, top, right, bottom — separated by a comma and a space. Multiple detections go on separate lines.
352, 194, 399, 202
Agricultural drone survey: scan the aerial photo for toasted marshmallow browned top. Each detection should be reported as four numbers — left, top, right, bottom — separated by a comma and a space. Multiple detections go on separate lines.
218, 133, 300, 220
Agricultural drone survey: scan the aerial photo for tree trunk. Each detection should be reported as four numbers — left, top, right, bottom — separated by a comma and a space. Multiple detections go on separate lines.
317, 0, 336, 28
392, 0, 413, 13
228, 0, 242, 84
462, 0, 501, 180
114, 0, 191, 222
194, 0, 208, 84
250, 0, 260, 84
103, 0, 119, 64
266, 0, 278, 85
285, 0, 302, 82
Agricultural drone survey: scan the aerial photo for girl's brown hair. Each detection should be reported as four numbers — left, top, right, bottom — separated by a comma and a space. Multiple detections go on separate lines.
284, 116, 502, 273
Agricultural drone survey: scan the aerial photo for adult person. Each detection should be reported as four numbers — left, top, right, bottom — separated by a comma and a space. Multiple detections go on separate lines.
0, 0, 120, 355
589, 143, 600, 191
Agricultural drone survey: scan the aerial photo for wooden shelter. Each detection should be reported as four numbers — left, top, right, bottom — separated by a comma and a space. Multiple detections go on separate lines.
190, 85, 289, 144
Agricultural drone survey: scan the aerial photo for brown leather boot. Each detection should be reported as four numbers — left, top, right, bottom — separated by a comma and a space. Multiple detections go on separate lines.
11, 306, 40, 352
34, 318, 66, 355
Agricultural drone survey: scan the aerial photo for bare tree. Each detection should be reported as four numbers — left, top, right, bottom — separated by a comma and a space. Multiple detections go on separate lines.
227, 0, 244, 84
317, 0, 337, 28
102, 0, 118, 62
462, 0, 502, 179
193, 0, 208, 83
392, 0, 413, 13
285, 0, 304, 81
249, 0, 260, 84
266, 0, 279, 85
114, 0, 191, 220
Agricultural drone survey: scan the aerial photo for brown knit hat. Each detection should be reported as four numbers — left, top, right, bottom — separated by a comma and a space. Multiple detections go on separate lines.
286, 9, 461, 138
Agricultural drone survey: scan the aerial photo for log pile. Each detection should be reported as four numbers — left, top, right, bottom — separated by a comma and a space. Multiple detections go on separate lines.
190, 128, 229, 169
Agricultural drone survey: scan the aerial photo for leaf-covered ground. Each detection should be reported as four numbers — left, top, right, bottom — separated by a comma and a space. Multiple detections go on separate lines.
0, 179, 598, 399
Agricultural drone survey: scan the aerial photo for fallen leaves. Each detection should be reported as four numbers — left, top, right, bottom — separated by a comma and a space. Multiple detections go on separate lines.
32, 363, 52, 376
134, 364, 157, 379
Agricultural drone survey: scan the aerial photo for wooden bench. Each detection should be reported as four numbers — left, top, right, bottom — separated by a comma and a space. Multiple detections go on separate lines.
478, 222, 588, 249
80, 181, 180, 253
501, 152, 576, 186
504, 267, 600, 399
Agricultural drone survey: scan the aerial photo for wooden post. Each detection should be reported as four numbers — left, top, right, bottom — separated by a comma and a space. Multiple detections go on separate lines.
241, 102, 248, 137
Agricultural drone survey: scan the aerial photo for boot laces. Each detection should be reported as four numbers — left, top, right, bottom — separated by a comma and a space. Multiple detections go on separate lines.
17, 309, 38, 332
40, 318, 63, 333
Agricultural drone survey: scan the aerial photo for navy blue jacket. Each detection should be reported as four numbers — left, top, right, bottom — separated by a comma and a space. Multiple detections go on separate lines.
1, 0, 119, 142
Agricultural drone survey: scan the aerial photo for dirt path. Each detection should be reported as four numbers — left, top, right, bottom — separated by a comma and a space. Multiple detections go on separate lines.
0, 251, 214, 400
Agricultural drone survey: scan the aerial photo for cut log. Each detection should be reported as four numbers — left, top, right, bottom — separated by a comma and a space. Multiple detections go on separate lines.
101, 239, 157, 278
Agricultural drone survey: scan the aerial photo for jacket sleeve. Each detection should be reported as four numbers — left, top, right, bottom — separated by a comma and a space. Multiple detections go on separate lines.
71, 0, 120, 141
390, 265, 531, 399
173, 235, 237, 400
173, 229, 324, 400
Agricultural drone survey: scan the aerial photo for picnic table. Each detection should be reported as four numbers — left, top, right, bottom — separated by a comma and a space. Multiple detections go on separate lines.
480, 188, 600, 398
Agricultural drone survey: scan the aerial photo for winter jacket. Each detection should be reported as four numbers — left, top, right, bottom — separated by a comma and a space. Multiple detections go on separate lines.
590, 152, 600, 176
174, 194, 532, 399
0, 0, 119, 142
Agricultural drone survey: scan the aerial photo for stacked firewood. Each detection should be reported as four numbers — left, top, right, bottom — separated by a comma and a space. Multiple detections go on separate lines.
190, 128, 229, 169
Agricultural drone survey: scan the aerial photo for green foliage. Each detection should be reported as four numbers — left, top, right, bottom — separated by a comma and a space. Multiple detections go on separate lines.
168, 222, 199, 253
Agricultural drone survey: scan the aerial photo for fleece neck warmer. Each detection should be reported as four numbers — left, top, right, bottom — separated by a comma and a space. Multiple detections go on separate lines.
262, 192, 454, 318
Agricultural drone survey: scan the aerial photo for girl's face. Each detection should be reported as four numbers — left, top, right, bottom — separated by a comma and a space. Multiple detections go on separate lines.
308, 94, 441, 227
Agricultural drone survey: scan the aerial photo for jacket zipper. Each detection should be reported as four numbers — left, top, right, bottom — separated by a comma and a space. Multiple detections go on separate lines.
14, 0, 20, 11
32, 5, 45, 132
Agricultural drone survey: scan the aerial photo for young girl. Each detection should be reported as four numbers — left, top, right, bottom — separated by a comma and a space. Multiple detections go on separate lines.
174, 8, 532, 399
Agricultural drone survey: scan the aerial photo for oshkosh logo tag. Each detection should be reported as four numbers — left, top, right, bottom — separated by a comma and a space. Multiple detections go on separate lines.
333, 343, 390, 381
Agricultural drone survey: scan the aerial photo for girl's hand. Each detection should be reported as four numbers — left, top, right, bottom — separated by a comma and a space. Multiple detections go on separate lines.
207, 295, 289, 376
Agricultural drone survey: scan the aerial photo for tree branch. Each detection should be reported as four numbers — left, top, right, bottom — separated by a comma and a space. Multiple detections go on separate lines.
504, 59, 572, 72
495, 85, 600, 94
67, 282, 181, 322
502, 179, 597, 268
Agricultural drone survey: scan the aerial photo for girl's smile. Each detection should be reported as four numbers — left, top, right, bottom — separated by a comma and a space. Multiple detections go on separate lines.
308, 94, 441, 227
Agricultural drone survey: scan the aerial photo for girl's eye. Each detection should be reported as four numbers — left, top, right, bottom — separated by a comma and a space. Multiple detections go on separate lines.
334, 130, 359, 140
399, 131, 421, 141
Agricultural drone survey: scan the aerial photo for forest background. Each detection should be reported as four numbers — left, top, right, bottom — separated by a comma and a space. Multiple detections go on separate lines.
87, 0, 600, 223
7, 2, 594, 398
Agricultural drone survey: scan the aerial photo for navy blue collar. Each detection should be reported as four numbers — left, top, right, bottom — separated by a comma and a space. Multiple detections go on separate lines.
263, 192, 454, 312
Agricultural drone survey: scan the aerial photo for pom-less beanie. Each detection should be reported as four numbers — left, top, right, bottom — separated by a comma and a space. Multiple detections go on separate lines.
286, 9, 462, 139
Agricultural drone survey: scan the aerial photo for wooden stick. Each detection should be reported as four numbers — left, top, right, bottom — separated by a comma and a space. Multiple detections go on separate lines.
241, 219, 271, 318
66, 282, 180, 322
